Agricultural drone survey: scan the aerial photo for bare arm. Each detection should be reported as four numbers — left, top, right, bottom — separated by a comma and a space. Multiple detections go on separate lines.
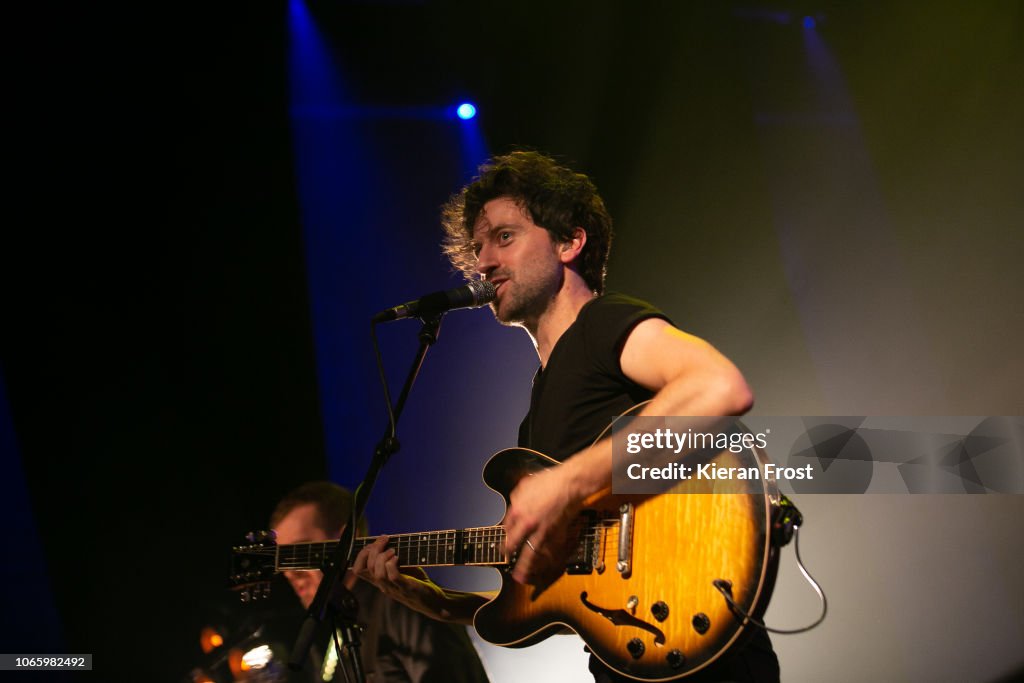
351, 536, 494, 624
503, 317, 753, 584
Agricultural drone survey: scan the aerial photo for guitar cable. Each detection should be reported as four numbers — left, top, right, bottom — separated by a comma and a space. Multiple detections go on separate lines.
714, 498, 828, 635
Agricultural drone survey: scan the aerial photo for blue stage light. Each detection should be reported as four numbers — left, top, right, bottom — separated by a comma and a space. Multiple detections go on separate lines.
803, 16, 816, 29
457, 103, 477, 120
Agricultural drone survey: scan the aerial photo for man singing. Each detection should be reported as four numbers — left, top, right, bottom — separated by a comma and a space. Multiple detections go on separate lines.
354, 151, 779, 682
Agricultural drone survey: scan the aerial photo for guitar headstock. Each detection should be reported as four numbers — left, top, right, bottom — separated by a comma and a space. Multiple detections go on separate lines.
229, 530, 277, 602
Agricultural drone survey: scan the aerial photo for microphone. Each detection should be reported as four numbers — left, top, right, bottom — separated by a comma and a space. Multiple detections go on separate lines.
373, 281, 496, 322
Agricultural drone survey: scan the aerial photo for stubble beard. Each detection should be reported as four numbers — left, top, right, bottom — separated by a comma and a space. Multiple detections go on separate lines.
491, 263, 563, 330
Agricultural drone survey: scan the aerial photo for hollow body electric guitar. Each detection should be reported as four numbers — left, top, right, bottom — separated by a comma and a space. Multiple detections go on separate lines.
231, 423, 781, 681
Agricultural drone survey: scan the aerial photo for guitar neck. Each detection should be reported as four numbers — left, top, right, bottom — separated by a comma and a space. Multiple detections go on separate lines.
274, 526, 510, 572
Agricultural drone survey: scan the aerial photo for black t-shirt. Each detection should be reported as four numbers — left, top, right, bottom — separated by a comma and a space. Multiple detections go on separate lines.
518, 292, 668, 457
517, 292, 780, 683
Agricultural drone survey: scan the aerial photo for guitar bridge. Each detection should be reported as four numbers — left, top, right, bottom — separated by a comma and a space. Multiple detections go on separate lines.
594, 524, 608, 574
565, 511, 597, 575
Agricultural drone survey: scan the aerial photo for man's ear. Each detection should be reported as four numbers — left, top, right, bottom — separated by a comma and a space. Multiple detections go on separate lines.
558, 227, 587, 265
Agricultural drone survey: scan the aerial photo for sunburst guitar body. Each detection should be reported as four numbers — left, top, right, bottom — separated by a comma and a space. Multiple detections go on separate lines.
474, 444, 778, 681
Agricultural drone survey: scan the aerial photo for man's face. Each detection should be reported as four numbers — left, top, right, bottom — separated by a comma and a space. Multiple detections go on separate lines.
273, 503, 333, 609
473, 197, 563, 326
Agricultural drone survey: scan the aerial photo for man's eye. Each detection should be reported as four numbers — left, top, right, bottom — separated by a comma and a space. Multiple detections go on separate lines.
499, 231, 512, 241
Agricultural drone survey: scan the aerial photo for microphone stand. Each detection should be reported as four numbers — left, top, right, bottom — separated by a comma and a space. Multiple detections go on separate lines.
289, 313, 445, 682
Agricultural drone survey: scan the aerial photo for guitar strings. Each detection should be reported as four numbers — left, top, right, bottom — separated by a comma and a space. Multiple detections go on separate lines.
247, 525, 625, 571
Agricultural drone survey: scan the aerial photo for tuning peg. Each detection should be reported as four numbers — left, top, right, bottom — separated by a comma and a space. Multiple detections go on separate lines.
240, 590, 251, 603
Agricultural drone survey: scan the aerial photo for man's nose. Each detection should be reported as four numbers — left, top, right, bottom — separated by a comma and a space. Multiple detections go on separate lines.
475, 243, 497, 277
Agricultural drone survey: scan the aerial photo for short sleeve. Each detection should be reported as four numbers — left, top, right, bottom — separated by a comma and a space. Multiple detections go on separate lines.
582, 292, 671, 378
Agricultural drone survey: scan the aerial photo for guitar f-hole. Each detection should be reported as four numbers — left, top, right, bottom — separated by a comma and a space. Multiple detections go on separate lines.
579, 592, 666, 645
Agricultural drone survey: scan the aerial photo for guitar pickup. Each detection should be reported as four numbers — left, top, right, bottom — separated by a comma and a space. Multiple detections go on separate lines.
617, 503, 634, 578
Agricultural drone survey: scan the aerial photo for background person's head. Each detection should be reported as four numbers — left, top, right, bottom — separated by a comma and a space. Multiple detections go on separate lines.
270, 481, 366, 609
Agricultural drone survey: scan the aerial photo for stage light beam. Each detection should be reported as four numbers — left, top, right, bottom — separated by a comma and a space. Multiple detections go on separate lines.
457, 103, 477, 120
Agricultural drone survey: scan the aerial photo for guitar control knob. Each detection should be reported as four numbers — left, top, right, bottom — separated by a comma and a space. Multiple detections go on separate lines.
626, 638, 645, 660
692, 613, 710, 634
651, 601, 669, 622
666, 649, 686, 669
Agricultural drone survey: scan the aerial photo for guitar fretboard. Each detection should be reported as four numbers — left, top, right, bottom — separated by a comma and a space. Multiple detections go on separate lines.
275, 527, 510, 571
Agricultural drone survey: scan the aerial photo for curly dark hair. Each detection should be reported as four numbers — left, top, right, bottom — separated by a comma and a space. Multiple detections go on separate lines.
269, 481, 368, 537
441, 151, 613, 294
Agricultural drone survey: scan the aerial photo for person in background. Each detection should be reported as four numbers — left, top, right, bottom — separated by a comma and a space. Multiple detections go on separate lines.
271, 481, 490, 683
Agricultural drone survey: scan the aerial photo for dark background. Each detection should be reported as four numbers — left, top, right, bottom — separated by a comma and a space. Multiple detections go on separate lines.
5, 3, 325, 678
4, 1, 1022, 681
